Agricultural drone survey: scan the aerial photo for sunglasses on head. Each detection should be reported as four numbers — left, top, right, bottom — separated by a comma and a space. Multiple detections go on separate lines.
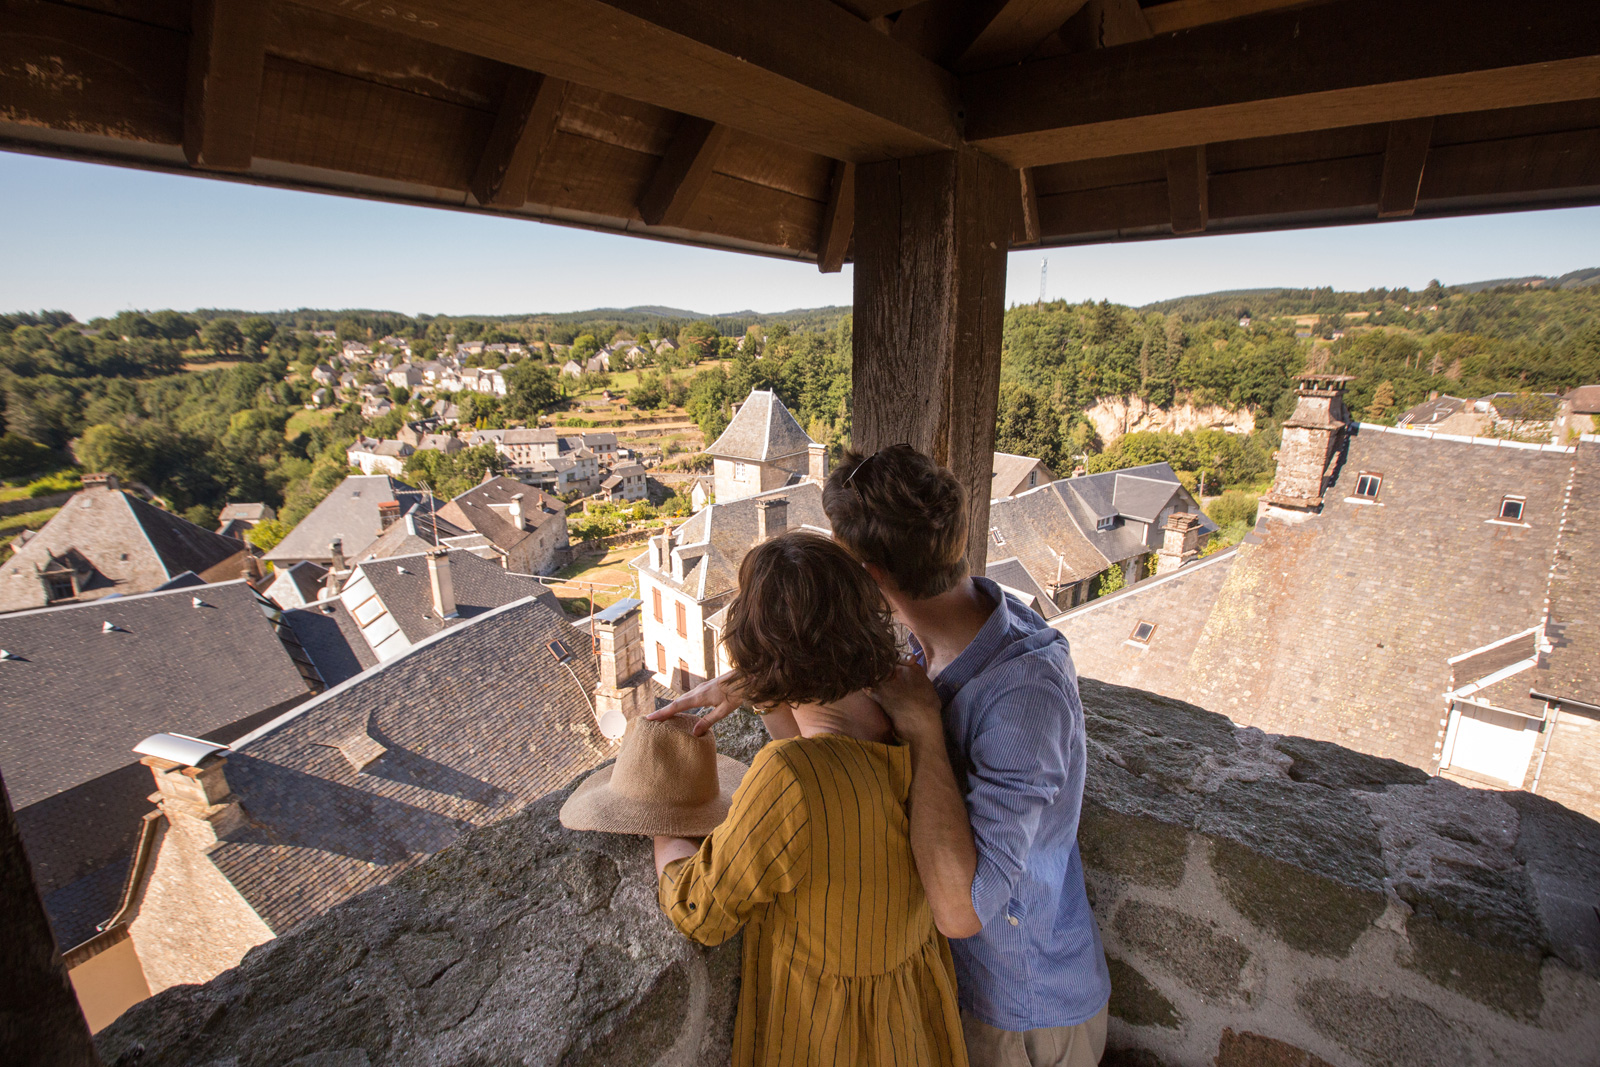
844, 443, 912, 499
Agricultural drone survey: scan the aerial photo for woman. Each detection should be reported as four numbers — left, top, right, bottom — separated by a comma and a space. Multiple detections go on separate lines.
655, 530, 968, 1067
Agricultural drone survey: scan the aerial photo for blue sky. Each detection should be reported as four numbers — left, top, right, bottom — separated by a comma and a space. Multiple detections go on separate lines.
4, 151, 1599, 320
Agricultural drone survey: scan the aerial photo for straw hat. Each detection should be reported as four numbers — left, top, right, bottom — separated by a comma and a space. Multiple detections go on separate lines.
560, 715, 748, 837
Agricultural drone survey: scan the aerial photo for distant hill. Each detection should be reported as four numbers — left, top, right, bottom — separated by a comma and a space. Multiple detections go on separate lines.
1139, 269, 1600, 317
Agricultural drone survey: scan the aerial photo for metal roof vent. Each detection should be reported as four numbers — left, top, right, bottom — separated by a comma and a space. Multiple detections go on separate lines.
191, 596, 209, 609
102, 621, 124, 633
397, 565, 409, 575
134, 733, 227, 767
0, 649, 17, 660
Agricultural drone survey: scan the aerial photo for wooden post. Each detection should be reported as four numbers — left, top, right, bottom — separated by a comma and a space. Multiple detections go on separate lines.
853, 148, 1011, 575
0, 769, 100, 1066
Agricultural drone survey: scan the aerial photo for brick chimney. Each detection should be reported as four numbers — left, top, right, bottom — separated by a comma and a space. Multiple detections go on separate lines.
81, 473, 119, 491
329, 538, 345, 571
1157, 513, 1203, 574
592, 600, 651, 738
651, 527, 677, 571
378, 500, 402, 530
426, 547, 457, 619
508, 493, 526, 530
1264, 374, 1353, 512
141, 750, 244, 846
807, 442, 827, 482
756, 498, 788, 542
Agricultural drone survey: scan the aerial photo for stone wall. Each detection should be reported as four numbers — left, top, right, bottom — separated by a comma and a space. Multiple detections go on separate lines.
97, 684, 1600, 1067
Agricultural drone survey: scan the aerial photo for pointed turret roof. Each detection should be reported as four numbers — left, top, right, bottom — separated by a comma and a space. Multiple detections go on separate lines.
705, 390, 814, 462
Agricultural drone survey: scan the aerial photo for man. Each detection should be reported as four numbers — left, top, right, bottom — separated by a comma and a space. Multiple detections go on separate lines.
651, 444, 1110, 1067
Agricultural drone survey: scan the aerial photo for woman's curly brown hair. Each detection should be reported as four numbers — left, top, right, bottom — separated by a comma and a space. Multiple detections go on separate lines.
724, 530, 899, 709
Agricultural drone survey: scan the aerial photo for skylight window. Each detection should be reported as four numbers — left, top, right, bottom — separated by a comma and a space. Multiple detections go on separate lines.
1499, 496, 1525, 521
1354, 472, 1382, 499
1096, 515, 1116, 531
991, 527, 1006, 546
1129, 621, 1156, 644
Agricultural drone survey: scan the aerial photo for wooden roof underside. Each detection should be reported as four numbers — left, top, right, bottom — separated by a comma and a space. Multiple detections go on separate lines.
3, 0, 1599, 267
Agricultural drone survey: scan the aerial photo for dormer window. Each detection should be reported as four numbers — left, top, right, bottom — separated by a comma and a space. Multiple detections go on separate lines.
1096, 516, 1115, 531
1354, 472, 1382, 500
1499, 496, 1525, 521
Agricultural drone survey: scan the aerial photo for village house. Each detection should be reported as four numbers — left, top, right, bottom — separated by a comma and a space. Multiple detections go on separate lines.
560, 359, 583, 378
434, 475, 570, 575
70, 591, 650, 1017
359, 396, 392, 419
345, 436, 413, 477
0, 476, 252, 614
991, 450, 1057, 499
0, 579, 374, 1029
497, 427, 564, 465
386, 363, 424, 390
310, 364, 336, 386
597, 462, 648, 503
215, 502, 274, 542
705, 390, 827, 504
1052, 377, 1600, 822
264, 475, 426, 569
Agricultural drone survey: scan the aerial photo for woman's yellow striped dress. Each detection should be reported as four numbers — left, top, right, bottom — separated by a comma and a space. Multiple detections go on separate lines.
659, 734, 967, 1067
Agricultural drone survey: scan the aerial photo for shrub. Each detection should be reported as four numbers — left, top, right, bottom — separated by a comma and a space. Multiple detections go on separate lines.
26, 470, 81, 497
1095, 563, 1125, 598
1206, 490, 1258, 529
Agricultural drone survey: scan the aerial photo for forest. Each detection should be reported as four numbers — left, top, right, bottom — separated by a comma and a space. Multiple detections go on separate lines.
2, 273, 1597, 537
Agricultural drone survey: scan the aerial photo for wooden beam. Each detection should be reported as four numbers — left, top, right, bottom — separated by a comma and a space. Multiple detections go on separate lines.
470, 71, 568, 209
1142, 0, 1317, 35
1377, 117, 1433, 218
853, 149, 1012, 574
956, 0, 1091, 72
1165, 145, 1208, 233
184, 0, 267, 171
1059, 0, 1152, 51
1016, 166, 1042, 243
638, 117, 732, 228
284, 0, 960, 163
818, 161, 856, 272
964, 0, 1600, 168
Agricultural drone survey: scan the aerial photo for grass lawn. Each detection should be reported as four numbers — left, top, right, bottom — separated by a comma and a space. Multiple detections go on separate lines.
549, 542, 646, 615
285, 408, 333, 439
0, 507, 61, 559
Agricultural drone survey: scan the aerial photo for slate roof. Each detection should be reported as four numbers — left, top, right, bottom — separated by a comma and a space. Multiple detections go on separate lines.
218, 503, 273, 524
1566, 385, 1600, 415
991, 452, 1053, 500
345, 548, 562, 654
436, 476, 565, 555
631, 481, 831, 603
202, 597, 620, 934
1397, 395, 1467, 427
265, 560, 329, 608
357, 504, 471, 562
0, 484, 248, 613
985, 556, 1061, 618
1055, 426, 1576, 775
264, 475, 424, 564
705, 390, 813, 462
282, 599, 379, 688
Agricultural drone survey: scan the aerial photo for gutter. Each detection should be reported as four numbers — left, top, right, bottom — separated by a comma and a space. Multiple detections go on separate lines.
61, 810, 163, 967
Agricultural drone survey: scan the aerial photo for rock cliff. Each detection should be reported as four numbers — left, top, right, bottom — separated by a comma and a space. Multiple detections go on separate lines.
97, 683, 1600, 1067
1084, 394, 1255, 449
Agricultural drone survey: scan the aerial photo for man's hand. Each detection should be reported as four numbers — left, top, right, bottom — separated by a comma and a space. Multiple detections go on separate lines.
646, 670, 748, 737
871, 660, 945, 746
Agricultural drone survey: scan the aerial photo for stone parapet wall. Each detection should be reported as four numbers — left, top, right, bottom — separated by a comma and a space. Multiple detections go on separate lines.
97, 685, 1600, 1067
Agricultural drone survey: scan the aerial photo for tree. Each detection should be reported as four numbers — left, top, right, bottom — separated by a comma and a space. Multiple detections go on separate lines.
1095, 563, 1125, 598
994, 384, 1064, 470
505, 362, 561, 421
246, 519, 290, 553
200, 318, 243, 357
570, 334, 600, 362
403, 444, 504, 499
240, 316, 277, 355
1366, 380, 1396, 422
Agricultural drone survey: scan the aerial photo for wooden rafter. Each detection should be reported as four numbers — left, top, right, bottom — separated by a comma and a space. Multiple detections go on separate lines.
471, 72, 568, 209
956, 0, 1091, 72
1377, 117, 1434, 219
282, 0, 960, 163
638, 117, 731, 228
1015, 167, 1041, 244
1059, 0, 1152, 51
965, 0, 1600, 168
818, 161, 857, 272
184, 0, 267, 171
1165, 145, 1207, 234
1141, 0, 1323, 35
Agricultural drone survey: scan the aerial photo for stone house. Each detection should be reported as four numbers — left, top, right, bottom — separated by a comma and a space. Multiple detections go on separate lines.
597, 462, 647, 503
386, 363, 424, 389
705, 390, 827, 504
991, 450, 1057, 499
434, 476, 569, 575
264, 475, 426, 569
109, 593, 650, 1000
0, 475, 251, 613
1053, 378, 1600, 822
632, 482, 829, 691
345, 436, 413, 477
497, 427, 565, 466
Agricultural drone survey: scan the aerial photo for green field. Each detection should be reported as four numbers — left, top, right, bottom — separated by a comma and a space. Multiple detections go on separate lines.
0, 507, 61, 558
285, 408, 333, 439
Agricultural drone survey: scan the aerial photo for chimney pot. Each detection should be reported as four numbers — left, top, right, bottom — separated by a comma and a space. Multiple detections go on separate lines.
427, 547, 457, 619
509, 492, 525, 530
807, 442, 827, 482
378, 500, 402, 530
82, 472, 119, 491
329, 538, 345, 571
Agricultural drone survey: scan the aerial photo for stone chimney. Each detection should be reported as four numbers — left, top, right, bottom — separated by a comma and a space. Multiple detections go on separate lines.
807, 442, 827, 482
756, 498, 788, 542
240, 554, 264, 586
426, 547, 457, 619
1263, 374, 1353, 512
378, 501, 402, 531
81, 472, 119, 491
592, 600, 651, 738
142, 751, 244, 846
329, 538, 345, 571
1157, 512, 1203, 574
508, 493, 526, 530
651, 527, 677, 571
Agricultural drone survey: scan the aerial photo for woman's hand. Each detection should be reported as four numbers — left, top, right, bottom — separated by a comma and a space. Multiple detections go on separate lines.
646, 670, 749, 736
870, 660, 945, 747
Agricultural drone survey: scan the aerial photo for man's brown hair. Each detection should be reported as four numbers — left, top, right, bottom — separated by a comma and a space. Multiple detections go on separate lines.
724, 531, 898, 708
822, 444, 968, 600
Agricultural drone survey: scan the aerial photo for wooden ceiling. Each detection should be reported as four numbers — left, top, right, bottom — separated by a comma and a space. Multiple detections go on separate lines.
3, 0, 1599, 268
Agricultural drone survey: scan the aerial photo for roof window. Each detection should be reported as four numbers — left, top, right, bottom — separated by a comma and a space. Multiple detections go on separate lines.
1096, 515, 1116, 531
990, 527, 1006, 546
1499, 496, 1525, 521
1129, 621, 1156, 645
1354, 472, 1382, 500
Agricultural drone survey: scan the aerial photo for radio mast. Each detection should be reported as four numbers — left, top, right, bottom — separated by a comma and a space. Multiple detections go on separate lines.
1038, 258, 1048, 306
